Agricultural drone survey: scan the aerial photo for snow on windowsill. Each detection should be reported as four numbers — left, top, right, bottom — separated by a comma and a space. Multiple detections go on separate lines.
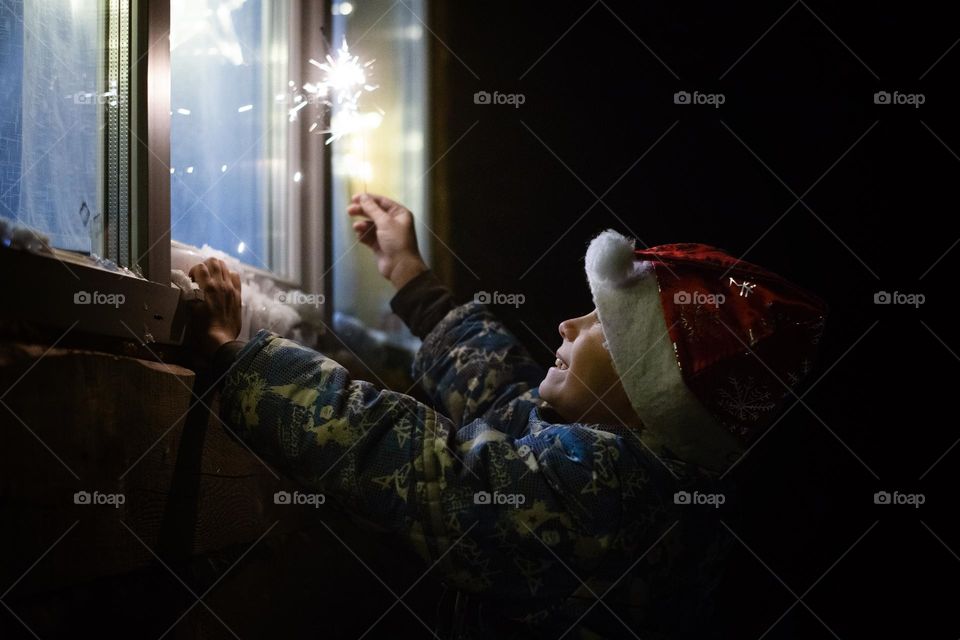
170, 240, 324, 345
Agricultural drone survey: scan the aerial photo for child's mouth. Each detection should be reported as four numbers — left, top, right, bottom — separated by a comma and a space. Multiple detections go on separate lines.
554, 353, 569, 371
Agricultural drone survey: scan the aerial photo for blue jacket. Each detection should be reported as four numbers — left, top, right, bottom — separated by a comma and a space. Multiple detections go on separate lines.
218, 273, 735, 639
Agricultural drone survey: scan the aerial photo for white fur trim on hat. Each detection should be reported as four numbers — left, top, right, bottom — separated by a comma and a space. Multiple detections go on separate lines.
585, 229, 743, 472
585, 229, 637, 286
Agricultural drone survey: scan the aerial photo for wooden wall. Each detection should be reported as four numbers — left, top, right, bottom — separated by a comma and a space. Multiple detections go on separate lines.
0, 342, 443, 638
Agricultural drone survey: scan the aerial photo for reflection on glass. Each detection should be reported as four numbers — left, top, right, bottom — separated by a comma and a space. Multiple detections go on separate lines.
330, 0, 429, 333
0, 0, 101, 252
170, 0, 290, 274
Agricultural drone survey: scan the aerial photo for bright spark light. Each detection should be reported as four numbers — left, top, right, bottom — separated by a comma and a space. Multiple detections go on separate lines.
308, 38, 377, 108
289, 38, 379, 144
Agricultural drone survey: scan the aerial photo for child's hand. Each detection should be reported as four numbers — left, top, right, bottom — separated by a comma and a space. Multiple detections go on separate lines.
347, 193, 428, 290
187, 257, 243, 360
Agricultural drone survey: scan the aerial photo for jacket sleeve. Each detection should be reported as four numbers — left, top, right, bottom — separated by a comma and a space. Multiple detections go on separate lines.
410, 300, 548, 429
388, 268, 458, 340
218, 329, 674, 603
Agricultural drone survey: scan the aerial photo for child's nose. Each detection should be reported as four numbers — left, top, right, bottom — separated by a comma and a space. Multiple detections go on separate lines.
558, 319, 575, 340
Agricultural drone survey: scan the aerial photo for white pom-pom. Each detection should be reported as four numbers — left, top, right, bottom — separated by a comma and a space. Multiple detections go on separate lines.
585, 229, 636, 285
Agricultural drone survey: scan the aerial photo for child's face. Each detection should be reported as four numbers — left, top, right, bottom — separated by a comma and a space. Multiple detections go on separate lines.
538, 309, 641, 427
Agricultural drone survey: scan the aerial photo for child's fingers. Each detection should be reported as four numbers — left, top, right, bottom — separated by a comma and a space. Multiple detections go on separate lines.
189, 262, 210, 286
352, 193, 402, 219
205, 257, 223, 280
351, 192, 391, 204
357, 195, 389, 224
346, 203, 368, 217
352, 220, 376, 243
365, 193, 401, 212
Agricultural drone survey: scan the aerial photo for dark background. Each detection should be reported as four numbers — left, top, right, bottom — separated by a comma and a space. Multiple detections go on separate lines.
427, 0, 957, 637
1, 2, 956, 639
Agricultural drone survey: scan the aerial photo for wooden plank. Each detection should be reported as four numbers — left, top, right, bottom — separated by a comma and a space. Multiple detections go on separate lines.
0, 342, 322, 597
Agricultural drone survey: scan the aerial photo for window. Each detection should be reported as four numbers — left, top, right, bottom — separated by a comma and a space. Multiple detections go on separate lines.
169, 0, 297, 279
329, 0, 429, 334
0, 0, 103, 253
1, 0, 429, 347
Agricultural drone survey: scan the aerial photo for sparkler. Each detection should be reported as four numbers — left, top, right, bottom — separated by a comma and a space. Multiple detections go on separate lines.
290, 37, 378, 146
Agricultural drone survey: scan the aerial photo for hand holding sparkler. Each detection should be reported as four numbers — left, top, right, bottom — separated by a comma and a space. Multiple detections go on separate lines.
347, 193, 427, 290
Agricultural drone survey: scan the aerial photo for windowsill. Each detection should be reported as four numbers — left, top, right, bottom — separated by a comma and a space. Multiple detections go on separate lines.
0, 242, 182, 348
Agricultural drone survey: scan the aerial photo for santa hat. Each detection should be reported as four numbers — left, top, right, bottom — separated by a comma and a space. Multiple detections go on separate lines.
585, 230, 828, 472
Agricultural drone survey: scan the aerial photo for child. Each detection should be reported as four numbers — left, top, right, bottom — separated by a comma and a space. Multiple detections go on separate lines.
188, 193, 827, 639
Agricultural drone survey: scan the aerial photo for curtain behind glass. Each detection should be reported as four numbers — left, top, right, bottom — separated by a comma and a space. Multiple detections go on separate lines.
0, 0, 101, 253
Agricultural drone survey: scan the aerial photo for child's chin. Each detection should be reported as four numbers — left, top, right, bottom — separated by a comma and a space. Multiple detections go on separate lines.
539, 372, 567, 402
537, 378, 555, 401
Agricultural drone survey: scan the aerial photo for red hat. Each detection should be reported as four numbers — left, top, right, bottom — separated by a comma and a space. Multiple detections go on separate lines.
585, 230, 828, 472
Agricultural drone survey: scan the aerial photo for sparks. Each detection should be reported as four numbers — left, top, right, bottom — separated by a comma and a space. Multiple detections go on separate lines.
290, 37, 378, 144
314, 38, 378, 108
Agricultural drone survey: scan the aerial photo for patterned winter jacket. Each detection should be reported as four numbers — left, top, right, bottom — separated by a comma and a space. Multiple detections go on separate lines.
216, 270, 736, 639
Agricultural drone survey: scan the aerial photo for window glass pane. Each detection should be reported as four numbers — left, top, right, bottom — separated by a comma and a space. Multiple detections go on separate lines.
330, 0, 429, 332
170, 0, 290, 274
0, 0, 102, 253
